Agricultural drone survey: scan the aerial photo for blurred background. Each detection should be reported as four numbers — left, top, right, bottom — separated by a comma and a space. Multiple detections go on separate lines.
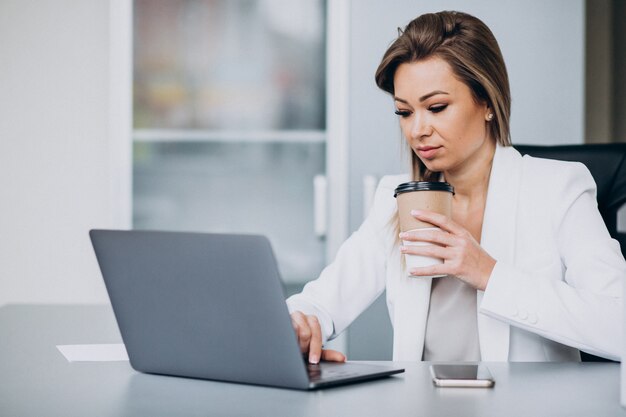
1, 0, 624, 359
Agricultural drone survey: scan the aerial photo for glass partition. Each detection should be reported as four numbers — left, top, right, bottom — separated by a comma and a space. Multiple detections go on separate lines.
133, 0, 325, 130
133, 141, 326, 283
133, 0, 327, 284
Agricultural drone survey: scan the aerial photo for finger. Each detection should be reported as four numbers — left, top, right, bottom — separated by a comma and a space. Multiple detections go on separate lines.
410, 210, 463, 235
291, 311, 303, 332
401, 243, 450, 260
321, 349, 347, 362
400, 228, 456, 246
409, 264, 448, 277
306, 315, 323, 364
290, 312, 311, 353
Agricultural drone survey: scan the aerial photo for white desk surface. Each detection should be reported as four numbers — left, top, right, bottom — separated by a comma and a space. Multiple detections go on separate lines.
1, 305, 624, 417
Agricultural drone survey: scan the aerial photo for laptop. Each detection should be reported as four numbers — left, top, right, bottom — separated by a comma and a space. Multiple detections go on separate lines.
89, 229, 404, 390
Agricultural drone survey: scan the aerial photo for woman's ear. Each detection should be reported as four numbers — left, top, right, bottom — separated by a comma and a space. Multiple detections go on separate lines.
485, 107, 494, 122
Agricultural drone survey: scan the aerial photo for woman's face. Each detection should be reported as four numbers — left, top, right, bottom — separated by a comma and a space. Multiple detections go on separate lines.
393, 57, 493, 174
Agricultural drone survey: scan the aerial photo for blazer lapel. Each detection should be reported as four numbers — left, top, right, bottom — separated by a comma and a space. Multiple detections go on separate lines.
477, 145, 523, 361
392, 271, 431, 361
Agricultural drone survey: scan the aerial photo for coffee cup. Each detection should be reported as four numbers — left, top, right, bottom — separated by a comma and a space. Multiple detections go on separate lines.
394, 181, 454, 278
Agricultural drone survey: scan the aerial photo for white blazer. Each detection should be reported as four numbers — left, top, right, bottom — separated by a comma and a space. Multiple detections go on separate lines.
287, 145, 625, 362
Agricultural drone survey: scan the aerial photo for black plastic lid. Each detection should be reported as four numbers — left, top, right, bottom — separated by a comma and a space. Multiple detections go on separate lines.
394, 181, 455, 198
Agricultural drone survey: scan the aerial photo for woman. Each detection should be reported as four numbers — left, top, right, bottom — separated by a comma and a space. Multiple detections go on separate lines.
287, 11, 625, 364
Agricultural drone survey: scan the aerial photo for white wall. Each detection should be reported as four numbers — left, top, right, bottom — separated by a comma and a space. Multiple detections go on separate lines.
0, 0, 131, 306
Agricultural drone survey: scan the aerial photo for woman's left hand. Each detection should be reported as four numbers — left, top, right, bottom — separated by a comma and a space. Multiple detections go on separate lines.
399, 209, 496, 291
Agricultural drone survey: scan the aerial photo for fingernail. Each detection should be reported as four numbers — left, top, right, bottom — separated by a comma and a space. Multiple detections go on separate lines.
399, 232, 407, 238
309, 354, 319, 364
400, 246, 407, 252
410, 209, 422, 216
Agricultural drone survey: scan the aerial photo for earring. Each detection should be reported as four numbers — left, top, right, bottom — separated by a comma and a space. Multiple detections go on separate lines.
487, 113, 494, 121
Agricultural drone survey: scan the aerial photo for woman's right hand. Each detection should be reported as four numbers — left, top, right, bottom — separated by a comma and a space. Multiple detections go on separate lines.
290, 311, 346, 364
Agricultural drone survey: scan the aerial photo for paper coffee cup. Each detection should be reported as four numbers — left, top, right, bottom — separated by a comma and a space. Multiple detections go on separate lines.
402, 227, 445, 276
394, 181, 454, 278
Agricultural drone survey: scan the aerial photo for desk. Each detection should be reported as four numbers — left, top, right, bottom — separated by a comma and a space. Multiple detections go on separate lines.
1, 305, 624, 417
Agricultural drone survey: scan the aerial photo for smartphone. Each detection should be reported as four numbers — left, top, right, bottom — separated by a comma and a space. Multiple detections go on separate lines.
430, 364, 495, 388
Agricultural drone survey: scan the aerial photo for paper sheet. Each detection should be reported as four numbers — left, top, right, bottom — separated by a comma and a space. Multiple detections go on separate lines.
56, 343, 129, 362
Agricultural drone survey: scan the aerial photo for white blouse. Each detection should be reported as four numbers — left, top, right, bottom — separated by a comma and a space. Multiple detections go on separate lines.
422, 276, 481, 361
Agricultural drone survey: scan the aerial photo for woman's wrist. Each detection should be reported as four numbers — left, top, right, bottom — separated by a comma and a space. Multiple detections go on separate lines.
478, 255, 496, 291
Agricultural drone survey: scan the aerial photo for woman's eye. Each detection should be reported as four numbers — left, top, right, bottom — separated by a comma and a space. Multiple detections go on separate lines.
429, 104, 448, 113
394, 110, 411, 118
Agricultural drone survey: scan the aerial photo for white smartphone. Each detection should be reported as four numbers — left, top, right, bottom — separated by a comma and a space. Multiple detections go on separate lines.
430, 364, 495, 388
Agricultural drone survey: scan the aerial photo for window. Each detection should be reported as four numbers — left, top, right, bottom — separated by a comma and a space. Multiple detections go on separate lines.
133, 0, 328, 283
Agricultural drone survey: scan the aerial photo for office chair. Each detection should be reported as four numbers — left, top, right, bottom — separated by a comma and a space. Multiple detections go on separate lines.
514, 143, 626, 362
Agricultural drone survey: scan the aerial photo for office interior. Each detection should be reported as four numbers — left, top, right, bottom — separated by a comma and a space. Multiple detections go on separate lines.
1, 0, 625, 407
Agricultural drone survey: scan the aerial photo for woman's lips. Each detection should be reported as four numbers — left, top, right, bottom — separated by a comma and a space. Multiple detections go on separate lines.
417, 146, 441, 159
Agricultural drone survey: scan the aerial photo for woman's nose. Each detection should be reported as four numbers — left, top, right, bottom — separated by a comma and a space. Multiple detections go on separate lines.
408, 114, 432, 140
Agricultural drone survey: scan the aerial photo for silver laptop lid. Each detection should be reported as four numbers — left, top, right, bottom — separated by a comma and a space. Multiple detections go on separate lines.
90, 230, 310, 389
